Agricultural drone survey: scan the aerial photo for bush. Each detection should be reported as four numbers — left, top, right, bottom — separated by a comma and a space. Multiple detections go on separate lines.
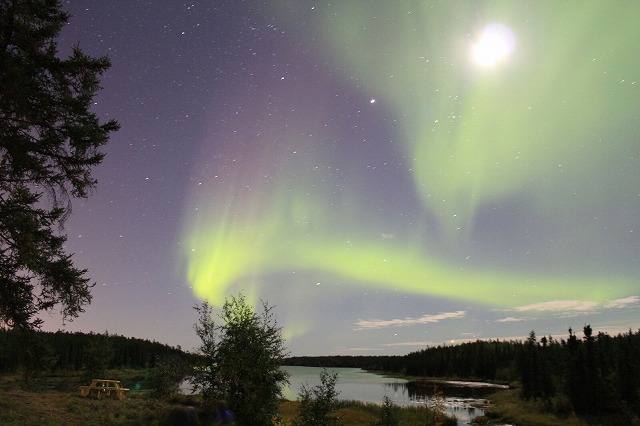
293, 369, 340, 426
551, 393, 573, 417
81, 337, 113, 384
151, 355, 189, 399
375, 395, 400, 426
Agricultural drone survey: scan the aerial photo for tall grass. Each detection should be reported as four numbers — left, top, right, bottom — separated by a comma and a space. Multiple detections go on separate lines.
482, 388, 634, 426
15, 369, 613, 426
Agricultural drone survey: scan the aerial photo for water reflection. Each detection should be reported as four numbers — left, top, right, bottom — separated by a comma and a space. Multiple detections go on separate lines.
383, 381, 494, 424
404, 379, 503, 400
281, 366, 507, 425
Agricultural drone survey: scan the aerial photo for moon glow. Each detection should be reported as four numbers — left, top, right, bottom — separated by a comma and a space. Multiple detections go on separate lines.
472, 23, 516, 66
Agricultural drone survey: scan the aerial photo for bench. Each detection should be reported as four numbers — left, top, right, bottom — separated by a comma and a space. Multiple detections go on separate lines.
79, 379, 129, 400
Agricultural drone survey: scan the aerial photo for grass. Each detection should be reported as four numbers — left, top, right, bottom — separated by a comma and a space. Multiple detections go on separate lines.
477, 387, 640, 426
276, 399, 455, 425
11, 369, 630, 425
0, 384, 168, 425
0, 369, 171, 426
275, 400, 378, 425
1, 369, 459, 425
476, 389, 584, 426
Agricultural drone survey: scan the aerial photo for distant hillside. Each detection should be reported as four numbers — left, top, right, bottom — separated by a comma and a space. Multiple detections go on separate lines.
286, 327, 640, 417
0, 329, 198, 373
284, 355, 404, 372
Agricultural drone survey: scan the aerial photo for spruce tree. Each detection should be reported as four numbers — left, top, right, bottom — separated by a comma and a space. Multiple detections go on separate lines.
0, 0, 118, 329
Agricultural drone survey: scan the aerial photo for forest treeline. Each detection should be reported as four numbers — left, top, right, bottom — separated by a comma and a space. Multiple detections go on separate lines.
0, 329, 197, 373
287, 326, 640, 416
2, 326, 639, 416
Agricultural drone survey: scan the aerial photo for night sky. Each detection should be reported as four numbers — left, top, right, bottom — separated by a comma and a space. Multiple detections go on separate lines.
45, 1, 640, 355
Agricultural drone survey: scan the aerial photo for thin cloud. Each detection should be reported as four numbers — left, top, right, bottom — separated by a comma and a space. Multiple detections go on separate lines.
603, 296, 640, 309
382, 341, 435, 347
514, 300, 598, 312
512, 296, 640, 313
496, 316, 526, 323
354, 310, 465, 330
555, 310, 599, 319
334, 347, 386, 353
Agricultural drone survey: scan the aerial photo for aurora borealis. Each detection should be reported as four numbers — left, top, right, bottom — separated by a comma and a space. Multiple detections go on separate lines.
180, 1, 639, 350
52, 1, 639, 354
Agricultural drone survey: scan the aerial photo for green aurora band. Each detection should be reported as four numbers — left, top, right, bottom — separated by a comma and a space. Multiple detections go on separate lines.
182, 2, 638, 311
318, 1, 639, 235
185, 200, 626, 307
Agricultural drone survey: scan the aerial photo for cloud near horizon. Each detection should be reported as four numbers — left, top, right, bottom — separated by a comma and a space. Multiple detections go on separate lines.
382, 341, 435, 348
354, 310, 466, 330
514, 300, 599, 312
603, 296, 640, 309
496, 316, 527, 323
514, 297, 640, 313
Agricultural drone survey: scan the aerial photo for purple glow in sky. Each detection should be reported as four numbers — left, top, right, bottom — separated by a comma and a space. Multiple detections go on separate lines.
42, 1, 640, 355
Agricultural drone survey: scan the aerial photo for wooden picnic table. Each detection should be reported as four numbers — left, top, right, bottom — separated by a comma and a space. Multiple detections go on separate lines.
79, 379, 129, 400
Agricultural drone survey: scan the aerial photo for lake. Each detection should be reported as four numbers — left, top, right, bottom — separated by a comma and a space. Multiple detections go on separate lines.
181, 366, 507, 425
282, 366, 507, 425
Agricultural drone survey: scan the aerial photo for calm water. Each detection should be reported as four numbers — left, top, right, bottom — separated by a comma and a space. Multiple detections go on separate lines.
181, 366, 505, 425
282, 366, 505, 425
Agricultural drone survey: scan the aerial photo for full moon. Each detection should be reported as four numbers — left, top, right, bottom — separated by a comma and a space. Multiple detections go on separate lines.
472, 23, 515, 67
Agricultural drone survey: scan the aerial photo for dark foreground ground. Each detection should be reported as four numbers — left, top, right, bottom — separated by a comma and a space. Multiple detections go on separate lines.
1, 370, 630, 425
0, 370, 453, 425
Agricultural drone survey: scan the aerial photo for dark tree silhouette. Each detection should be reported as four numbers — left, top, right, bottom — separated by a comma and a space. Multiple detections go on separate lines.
191, 295, 289, 426
0, 0, 119, 329
0, 328, 194, 373
293, 368, 340, 426
520, 331, 540, 400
